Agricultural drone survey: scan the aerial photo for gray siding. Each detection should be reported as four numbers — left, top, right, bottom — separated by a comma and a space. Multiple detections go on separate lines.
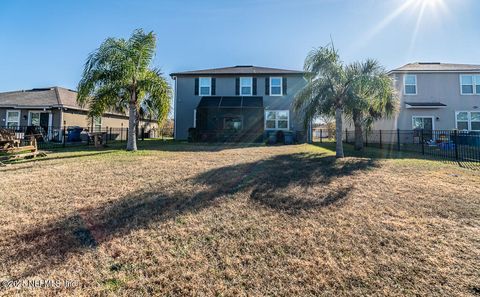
372, 72, 480, 131
173, 75, 307, 140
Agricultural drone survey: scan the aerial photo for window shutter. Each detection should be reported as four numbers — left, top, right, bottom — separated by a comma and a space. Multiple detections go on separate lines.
235, 78, 240, 95
194, 78, 199, 95
265, 78, 270, 95
211, 78, 216, 95
282, 77, 287, 95
253, 78, 257, 95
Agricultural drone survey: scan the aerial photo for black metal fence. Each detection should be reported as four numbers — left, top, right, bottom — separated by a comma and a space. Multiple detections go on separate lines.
1, 125, 174, 150
336, 129, 480, 163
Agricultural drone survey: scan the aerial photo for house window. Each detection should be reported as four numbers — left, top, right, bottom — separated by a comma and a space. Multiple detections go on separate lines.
265, 110, 289, 130
404, 74, 417, 95
270, 77, 283, 96
93, 116, 102, 132
460, 75, 480, 95
412, 116, 433, 130
30, 112, 41, 126
456, 111, 480, 131
6, 110, 20, 128
240, 77, 252, 96
199, 77, 211, 96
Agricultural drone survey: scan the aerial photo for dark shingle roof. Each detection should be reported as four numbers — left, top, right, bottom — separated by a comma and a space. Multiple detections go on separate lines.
405, 102, 447, 107
170, 65, 304, 76
392, 62, 480, 73
0, 87, 80, 109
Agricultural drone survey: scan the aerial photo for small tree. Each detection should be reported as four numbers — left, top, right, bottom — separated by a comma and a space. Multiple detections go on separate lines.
77, 29, 171, 151
294, 45, 357, 158
344, 60, 398, 150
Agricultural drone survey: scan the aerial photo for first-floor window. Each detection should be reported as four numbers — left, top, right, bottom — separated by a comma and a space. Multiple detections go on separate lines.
6, 110, 20, 128
412, 116, 433, 130
265, 110, 289, 130
93, 116, 102, 132
456, 111, 480, 131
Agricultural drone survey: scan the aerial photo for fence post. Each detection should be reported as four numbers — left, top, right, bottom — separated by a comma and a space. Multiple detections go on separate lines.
365, 130, 368, 147
379, 130, 383, 149
454, 130, 459, 160
142, 127, 145, 141
421, 129, 425, 155
109, 127, 112, 141
345, 128, 348, 143
397, 129, 400, 151
126, 128, 129, 143
320, 129, 322, 143
62, 125, 66, 148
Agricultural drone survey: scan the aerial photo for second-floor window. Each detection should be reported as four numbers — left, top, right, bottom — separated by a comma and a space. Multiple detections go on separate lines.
199, 77, 211, 96
240, 77, 252, 96
270, 77, 283, 96
404, 74, 417, 95
460, 75, 480, 95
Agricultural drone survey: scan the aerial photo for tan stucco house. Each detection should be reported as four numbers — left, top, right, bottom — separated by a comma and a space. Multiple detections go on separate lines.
0, 86, 158, 140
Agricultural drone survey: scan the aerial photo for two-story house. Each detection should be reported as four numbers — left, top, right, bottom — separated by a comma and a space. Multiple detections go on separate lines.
373, 62, 480, 133
170, 65, 308, 142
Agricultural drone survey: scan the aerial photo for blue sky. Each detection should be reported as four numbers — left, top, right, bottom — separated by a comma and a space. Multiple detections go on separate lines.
0, 0, 478, 92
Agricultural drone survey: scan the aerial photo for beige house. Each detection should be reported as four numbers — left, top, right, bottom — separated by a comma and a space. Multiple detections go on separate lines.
372, 62, 480, 132
0, 86, 159, 140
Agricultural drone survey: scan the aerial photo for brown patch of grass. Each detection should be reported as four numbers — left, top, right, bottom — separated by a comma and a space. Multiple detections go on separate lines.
0, 142, 479, 296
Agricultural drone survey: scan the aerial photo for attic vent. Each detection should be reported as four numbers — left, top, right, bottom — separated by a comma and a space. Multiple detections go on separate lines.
418, 62, 441, 65
235, 65, 253, 67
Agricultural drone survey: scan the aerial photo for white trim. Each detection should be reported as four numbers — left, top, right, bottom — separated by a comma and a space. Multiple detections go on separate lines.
240, 77, 253, 96
193, 109, 197, 128
455, 110, 480, 131
27, 110, 51, 125
6, 109, 21, 127
459, 74, 480, 95
270, 77, 283, 96
411, 116, 435, 130
93, 116, 102, 132
173, 76, 177, 139
199, 77, 212, 96
269, 77, 283, 96
403, 74, 417, 95
264, 110, 290, 131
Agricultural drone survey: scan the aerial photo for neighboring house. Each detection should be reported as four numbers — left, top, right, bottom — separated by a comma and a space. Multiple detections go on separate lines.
0, 86, 158, 141
170, 65, 309, 142
371, 62, 480, 133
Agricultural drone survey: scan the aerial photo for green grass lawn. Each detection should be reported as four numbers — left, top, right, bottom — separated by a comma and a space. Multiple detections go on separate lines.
0, 141, 479, 296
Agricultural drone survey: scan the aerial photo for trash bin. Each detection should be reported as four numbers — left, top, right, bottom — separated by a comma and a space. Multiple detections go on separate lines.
67, 126, 83, 142
284, 132, 294, 145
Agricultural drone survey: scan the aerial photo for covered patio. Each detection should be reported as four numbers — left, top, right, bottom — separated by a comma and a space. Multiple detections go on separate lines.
195, 96, 264, 142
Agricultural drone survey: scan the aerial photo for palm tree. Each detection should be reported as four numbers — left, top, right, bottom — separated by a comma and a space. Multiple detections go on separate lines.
344, 60, 398, 150
294, 45, 352, 158
77, 29, 171, 151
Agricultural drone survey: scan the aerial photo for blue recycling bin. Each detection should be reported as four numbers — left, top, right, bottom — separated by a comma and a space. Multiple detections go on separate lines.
67, 126, 83, 142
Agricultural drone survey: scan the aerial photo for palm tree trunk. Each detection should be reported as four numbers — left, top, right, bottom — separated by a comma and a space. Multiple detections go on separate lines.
353, 113, 364, 151
127, 96, 138, 151
335, 107, 344, 158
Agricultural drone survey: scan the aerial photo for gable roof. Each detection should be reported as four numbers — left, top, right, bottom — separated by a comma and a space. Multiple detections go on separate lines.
170, 65, 304, 76
391, 62, 480, 73
0, 87, 81, 109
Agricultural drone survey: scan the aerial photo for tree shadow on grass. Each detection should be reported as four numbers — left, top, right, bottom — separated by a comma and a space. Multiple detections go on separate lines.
1, 152, 378, 280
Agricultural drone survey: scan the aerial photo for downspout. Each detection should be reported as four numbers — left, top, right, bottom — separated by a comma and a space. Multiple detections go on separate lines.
173, 76, 177, 139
